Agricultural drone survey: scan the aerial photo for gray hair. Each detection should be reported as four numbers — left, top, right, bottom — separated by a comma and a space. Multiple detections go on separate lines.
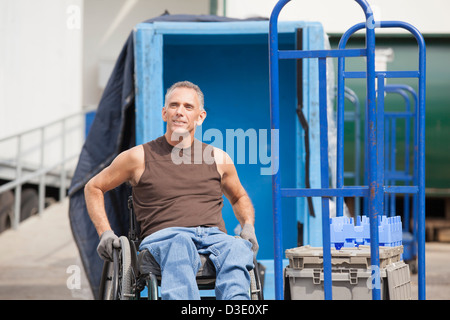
164, 81, 205, 111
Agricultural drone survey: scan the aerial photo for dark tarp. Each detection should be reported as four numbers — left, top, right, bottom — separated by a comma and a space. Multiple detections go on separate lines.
68, 13, 267, 300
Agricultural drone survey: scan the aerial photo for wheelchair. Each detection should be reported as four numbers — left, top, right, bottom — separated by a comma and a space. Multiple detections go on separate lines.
98, 196, 264, 300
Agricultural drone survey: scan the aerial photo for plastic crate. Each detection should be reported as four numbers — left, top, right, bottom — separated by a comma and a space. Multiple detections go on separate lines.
284, 245, 411, 300
330, 215, 402, 250
286, 245, 403, 270
284, 267, 388, 300
386, 262, 412, 300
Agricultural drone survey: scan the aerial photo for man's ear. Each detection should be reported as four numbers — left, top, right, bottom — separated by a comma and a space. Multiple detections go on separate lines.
162, 106, 167, 122
196, 110, 207, 126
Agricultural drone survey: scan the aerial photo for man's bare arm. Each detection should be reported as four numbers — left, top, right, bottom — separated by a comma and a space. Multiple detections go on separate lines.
214, 148, 254, 226
214, 147, 258, 254
84, 145, 144, 236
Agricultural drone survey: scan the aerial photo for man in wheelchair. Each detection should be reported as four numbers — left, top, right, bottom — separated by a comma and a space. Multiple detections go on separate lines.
85, 81, 259, 300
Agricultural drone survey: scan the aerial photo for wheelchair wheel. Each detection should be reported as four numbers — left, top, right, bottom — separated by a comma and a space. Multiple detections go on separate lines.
99, 236, 133, 300
249, 260, 264, 300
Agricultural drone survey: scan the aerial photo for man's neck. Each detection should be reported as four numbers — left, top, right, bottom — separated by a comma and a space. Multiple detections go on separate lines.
164, 131, 195, 148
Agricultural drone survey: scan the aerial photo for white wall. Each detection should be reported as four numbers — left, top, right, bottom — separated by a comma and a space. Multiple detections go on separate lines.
0, 0, 83, 138
226, 0, 450, 34
0, 0, 84, 175
83, 0, 210, 108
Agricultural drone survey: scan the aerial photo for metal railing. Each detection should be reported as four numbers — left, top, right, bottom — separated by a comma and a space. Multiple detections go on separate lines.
0, 109, 91, 229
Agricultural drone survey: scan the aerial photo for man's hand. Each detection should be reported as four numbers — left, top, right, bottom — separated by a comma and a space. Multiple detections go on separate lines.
240, 224, 259, 256
97, 230, 120, 261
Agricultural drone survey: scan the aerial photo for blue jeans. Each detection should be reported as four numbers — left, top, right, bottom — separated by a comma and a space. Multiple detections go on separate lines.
139, 226, 254, 300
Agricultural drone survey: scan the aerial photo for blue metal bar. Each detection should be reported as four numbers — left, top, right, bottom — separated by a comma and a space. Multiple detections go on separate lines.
377, 75, 385, 215
354, 109, 362, 212
345, 87, 362, 217
319, 57, 332, 300
384, 172, 414, 181
282, 185, 418, 197
268, 0, 286, 301
343, 71, 419, 79
384, 111, 415, 118
384, 186, 419, 194
416, 32, 427, 303
279, 48, 366, 59
384, 114, 392, 216
390, 117, 396, 216
282, 187, 369, 197
356, 0, 382, 300
336, 57, 345, 218
385, 84, 418, 97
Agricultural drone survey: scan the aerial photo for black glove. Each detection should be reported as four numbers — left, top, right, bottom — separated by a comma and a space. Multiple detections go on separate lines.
97, 230, 120, 261
240, 224, 259, 256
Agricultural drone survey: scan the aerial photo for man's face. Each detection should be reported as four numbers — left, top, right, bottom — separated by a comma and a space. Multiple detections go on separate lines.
162, 87, 206, 138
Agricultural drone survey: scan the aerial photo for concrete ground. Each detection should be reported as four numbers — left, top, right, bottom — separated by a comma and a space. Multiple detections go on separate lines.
0, 198, 93, 300
0, 197, 448, 300
410, 242, 450, 300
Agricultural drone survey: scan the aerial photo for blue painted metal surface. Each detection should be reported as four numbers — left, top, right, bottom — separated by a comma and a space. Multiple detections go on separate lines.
318, 57, 332, 300
134, 28, 164, 144
297, 23, 326, 249
269, 0, 426, 300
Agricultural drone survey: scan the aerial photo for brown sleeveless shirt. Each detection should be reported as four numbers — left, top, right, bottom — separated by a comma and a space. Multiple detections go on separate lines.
132, 135, 226, 238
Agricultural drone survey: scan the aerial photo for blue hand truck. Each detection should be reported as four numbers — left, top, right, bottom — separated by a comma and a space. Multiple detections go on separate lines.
269, 0, 426, 300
